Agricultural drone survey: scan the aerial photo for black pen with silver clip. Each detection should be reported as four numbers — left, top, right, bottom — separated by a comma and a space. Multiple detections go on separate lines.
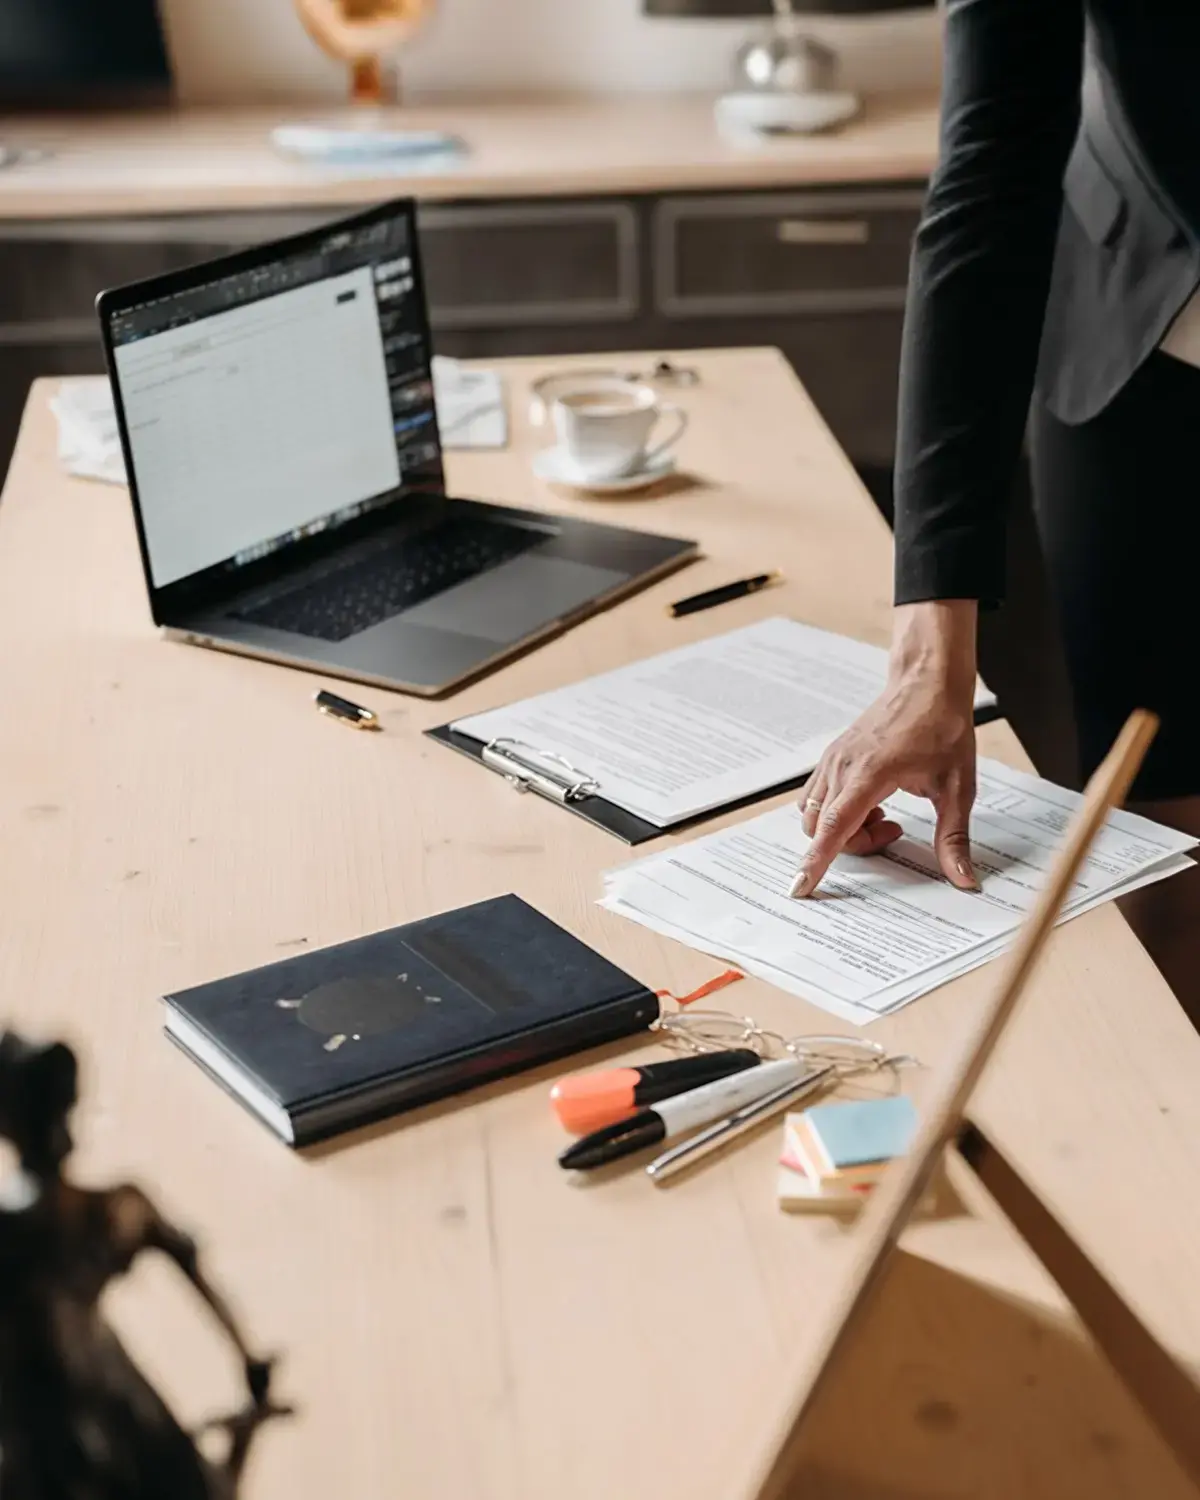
644, 1061, 834, 1184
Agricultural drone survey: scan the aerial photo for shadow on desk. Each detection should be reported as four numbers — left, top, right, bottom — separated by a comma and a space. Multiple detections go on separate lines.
791, 1247, 1198, 1499
538, 470, 716, 505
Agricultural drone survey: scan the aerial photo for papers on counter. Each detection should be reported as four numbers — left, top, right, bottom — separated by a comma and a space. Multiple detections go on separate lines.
453, 617, 996, 829
430, 356, 507, 449
50, 378, 125, 485
49, 361, 506, 487
601, 758, 1197, 1024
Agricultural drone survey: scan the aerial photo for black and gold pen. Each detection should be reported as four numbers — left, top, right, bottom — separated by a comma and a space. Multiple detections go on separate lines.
314, 688, 380, 730
667, 571, 782, 619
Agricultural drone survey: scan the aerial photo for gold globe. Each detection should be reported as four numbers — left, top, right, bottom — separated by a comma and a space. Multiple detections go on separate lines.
295, 0, 431, 103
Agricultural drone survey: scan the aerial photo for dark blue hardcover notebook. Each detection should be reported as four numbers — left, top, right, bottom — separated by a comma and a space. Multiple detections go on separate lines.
163, 894, 659, 1147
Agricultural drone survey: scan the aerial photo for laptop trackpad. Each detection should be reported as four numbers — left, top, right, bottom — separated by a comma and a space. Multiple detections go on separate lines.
400, 554, 626, 644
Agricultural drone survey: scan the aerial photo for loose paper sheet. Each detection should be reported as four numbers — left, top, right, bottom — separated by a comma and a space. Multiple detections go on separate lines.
601, 759, 1197, 1023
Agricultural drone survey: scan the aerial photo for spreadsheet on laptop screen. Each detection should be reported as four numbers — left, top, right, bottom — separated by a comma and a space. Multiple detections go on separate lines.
109, 212, 441, 589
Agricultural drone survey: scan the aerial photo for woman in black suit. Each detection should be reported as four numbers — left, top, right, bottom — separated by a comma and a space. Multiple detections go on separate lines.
793, 0, 1200, 990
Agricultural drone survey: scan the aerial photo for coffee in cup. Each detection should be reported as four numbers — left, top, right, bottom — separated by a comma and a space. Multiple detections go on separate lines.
550, 377, 688, 482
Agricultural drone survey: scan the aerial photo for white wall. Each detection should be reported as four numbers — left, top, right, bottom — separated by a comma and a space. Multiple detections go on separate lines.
160, 0, 940, 104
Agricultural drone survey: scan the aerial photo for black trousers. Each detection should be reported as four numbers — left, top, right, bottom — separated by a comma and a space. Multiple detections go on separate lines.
1030, 350, 1200, 799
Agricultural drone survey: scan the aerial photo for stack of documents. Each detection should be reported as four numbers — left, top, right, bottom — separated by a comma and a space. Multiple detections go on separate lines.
450, 617, 995, 833
601, 760, 1197, 1025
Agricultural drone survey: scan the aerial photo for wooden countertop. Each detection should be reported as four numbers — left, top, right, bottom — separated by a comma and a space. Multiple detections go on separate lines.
4, 350, 1198, 1498
0, 93, 938, 219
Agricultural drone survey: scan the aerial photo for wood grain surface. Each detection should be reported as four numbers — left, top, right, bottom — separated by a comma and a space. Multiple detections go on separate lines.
2, 350, 1199, 1499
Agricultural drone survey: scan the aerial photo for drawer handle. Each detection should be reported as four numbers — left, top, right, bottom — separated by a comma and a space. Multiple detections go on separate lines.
776, 218, 870, 246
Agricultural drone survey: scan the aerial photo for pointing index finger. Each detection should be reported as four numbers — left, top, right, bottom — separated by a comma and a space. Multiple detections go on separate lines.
789, 777, 891, 898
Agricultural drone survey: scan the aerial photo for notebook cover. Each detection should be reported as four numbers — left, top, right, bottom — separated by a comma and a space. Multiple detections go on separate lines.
163, 894, 657, 1139
802, 1096, 918, 1170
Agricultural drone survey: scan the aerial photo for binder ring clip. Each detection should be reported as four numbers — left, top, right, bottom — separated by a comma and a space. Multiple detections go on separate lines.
481, 737, 600, 804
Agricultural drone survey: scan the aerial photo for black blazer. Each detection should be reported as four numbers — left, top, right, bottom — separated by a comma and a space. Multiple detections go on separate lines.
893, 0, 1200, 607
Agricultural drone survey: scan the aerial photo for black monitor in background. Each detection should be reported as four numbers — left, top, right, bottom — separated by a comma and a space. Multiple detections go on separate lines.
0, 0, 173, 107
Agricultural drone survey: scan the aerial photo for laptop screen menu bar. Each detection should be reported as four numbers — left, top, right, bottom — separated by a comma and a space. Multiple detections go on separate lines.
109, 211, 441, 590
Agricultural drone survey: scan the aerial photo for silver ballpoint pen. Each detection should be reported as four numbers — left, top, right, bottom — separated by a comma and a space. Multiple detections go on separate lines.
645, 1062, 835, 1184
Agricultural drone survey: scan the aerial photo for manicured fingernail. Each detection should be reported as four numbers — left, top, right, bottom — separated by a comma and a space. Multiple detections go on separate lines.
956, 859, 979, 890
789, 868, 812, 899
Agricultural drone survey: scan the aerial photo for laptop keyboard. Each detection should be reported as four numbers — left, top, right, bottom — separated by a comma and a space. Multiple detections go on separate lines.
234, 516, 542, 643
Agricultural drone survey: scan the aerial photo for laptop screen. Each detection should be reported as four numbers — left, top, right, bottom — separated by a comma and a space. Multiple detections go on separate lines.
107, 206, 442, 590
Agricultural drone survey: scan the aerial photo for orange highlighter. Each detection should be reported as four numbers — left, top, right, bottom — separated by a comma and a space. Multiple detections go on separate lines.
551, 1049, 761, 1135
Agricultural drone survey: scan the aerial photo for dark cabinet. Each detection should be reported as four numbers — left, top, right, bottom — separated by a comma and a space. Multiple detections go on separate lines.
419, 201, 638, 329
649, 187, 919, 470
654, 189, 920, 317
0, 211, 333, 330
0, 183, 921, 482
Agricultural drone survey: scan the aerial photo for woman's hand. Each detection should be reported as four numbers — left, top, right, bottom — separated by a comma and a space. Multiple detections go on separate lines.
790, 600, 980, 898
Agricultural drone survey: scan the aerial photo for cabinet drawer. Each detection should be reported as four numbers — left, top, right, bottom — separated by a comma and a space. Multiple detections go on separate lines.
655, 190, 922, 318
0, 211, 340, 337
418, 202, 638, 329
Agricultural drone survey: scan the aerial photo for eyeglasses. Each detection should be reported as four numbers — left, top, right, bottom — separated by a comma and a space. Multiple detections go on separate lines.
652, 1006, 917, 1081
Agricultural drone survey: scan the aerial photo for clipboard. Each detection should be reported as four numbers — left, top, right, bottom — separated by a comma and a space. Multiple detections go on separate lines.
425, 700, 1003, 846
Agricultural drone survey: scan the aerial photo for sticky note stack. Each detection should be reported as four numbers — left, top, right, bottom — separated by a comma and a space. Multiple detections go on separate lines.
777, 1095, 918, 1212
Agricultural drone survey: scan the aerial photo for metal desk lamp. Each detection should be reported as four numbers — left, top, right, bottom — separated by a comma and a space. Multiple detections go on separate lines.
645, 0, 934, 139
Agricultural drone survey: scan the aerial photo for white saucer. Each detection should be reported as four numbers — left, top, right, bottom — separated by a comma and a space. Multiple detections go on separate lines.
532, 445, 676, 494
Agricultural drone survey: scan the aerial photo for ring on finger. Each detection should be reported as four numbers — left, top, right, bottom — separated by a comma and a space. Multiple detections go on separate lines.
804, 797, 822, 812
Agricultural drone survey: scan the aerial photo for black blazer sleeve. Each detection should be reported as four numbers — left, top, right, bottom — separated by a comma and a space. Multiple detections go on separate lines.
893, 0, 1084, 607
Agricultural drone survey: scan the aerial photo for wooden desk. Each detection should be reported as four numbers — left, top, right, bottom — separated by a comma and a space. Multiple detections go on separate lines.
0, 95, 937, 216
3, 350, 1199, 1499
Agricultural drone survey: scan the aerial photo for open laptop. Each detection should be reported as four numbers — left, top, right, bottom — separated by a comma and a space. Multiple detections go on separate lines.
97, 200, 697, 696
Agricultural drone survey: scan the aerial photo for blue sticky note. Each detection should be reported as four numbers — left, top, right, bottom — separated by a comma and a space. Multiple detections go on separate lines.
803, 1095, 918, 1169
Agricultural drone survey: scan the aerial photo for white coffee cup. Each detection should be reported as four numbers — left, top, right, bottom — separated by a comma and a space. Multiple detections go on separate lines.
550, 377, 688, 482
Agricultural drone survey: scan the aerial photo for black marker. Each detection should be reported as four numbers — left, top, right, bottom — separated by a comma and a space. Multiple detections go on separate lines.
558, 1057, 805, 1170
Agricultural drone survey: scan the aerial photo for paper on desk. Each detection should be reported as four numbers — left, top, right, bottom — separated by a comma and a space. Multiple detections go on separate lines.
431, 355, 507, 449
600, 759, 1197, 1023
50, 378, 126, 485
607, 852, 1193, 1027
50, 361, 506, 488
454, 617, 996, 828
